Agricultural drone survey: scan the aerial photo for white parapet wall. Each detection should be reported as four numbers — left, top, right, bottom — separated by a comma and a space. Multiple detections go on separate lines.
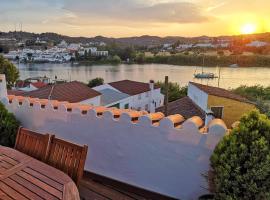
1, 95, 227, 199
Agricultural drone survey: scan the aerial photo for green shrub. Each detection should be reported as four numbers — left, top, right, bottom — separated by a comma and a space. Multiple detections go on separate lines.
155, 81, 187, 102
210, 110, 270, 200
0, 102, 20, 147
87, 77, 104, 88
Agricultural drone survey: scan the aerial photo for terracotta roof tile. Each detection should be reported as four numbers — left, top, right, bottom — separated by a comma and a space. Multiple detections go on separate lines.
31, 82, 47, 88
156, 96, 205, 120
190, 82, 253, 104
21, 81, 101, 103
108, 80, 159, 95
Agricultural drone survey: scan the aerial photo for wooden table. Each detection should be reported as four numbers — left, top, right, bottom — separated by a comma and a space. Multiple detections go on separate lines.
0, 146, 80, 200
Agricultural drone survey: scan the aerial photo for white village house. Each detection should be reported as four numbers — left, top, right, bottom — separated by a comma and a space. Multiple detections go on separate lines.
93, 80, 164, 112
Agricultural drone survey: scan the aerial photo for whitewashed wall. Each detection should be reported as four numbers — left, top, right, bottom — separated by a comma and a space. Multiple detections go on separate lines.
1, 96, 226, 200
188, 83, 208, 111
80, 95, 101, 106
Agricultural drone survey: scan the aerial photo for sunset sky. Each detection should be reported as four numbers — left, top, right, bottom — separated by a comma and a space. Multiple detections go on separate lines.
1, 0, 270, 37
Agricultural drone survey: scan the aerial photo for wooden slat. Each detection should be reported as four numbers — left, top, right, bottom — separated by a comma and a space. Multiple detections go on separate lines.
0, 155, 19, 166
0, 188, 13, 200
10, 174, 58, 200
3, 178, 43, 200
14, 127, 51, 161
80, 179, 135, 200
0, 160, 13, 169
16, 171, 63, 199
46, 137, 88, 185
79, 185, 109, 200
0, 181, 28, 200
23, 167, 63, 191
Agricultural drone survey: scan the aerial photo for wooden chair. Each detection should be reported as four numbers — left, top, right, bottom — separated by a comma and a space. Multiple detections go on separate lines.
46, 136, 88, 185
14, 127, 52, 161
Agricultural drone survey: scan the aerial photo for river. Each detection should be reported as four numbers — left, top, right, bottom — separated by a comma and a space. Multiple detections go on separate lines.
15, 63, 270, 89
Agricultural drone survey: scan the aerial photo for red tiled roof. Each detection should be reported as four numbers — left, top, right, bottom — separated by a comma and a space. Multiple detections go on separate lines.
22, 81, 101, 103
16, 81, 30, 88
156, 96, 205, 120
108, 80, 159, 95
7, 90, 25, 96
190, 82, 253, 104
31, 82, 47, 89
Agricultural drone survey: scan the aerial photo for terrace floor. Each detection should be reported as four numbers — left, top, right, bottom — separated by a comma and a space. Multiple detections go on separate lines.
79, 172, 176, 200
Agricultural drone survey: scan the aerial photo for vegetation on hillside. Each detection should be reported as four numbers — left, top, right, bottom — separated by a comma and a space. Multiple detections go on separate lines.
0, 102, 20, 147
142, 54, 270, 67
155, 81, 187, 102
210, 110, 270, 199
0, 55, 19, 88
232, 85, 270, 117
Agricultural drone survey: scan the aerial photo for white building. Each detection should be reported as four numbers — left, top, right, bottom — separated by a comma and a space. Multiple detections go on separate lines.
94, 80, 164, 112
246, 40, 268, 47
91, 50, 109, 57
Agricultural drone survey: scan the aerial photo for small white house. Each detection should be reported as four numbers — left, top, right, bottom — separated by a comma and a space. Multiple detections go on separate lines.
94, 80, 164, 112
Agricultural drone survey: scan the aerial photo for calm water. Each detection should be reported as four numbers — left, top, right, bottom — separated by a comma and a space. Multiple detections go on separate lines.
15, 63, 270, 89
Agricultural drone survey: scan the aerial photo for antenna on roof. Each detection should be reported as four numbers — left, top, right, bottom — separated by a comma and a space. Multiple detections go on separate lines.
164, 76, 169, 117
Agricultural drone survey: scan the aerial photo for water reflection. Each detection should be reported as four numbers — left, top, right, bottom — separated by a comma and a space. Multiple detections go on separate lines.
15, 63, 270, 89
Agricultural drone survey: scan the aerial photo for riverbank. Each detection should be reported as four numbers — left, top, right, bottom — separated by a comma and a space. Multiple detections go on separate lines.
141, 54, 270, 67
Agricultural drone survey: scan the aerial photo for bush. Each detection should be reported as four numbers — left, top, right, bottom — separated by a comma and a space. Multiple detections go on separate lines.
155, 81, 187, 102
210, 110, 270, 200
0, 102, 20, 147
87, 77, 104, 88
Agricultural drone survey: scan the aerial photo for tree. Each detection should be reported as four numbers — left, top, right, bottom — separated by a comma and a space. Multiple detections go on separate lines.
210, 110, 270, 200
87, 77, 104, 88
0, 55, 19, 88
0, 102, 20, 147
135, 53, 145, 64
155, 81, 187, 102
232, 85, 270, 117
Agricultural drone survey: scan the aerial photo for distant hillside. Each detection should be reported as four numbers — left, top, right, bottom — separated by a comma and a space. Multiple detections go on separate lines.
0, 31, 270, 47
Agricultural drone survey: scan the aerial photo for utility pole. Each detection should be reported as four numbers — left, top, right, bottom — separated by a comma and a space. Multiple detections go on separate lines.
164, 76, 169, 116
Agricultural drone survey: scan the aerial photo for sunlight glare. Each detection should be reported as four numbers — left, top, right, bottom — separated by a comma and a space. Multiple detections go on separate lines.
240, 23, 257, 34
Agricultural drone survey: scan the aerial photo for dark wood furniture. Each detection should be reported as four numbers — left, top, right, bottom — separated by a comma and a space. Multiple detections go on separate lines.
0, 146, 80, 200
46, 136, 88, 186
14, 127, 52, 161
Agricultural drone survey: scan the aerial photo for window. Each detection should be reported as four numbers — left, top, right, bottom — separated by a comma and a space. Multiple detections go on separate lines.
138, 107, 141, 111
124, 103, 129, 109
138, 94, 142, 100
211, 106, 224, 119
109, 103, 120, 109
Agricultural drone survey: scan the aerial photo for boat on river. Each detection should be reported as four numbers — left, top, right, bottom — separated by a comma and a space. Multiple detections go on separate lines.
194, 72, 216, 79
194, 56, 217, 79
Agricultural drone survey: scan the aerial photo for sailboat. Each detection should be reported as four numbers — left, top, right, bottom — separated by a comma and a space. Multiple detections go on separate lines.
194, 56, 217, 79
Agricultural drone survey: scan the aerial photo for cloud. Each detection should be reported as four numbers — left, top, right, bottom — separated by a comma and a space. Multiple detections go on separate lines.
61, 0, 212, 25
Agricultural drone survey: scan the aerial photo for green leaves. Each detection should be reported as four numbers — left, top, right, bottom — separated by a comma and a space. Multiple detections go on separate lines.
0, 55, 19, 88
155, 81, 187, 102
211, 110, 270, 199
0, 102, 20, 147
87, 77, 104, 88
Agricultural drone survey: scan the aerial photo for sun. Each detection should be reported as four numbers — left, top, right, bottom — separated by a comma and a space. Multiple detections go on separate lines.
240, 23, 257, 34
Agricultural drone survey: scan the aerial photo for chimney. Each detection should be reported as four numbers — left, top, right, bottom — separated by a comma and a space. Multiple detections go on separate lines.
205, 109, 215, 126
149, 80, 154, 90
0, 74, 8, 100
